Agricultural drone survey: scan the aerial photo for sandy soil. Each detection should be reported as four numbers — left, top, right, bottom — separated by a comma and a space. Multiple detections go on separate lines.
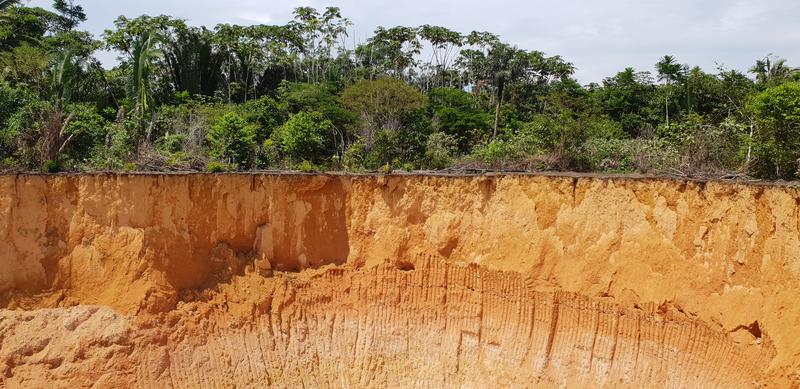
0, 173, 797, 388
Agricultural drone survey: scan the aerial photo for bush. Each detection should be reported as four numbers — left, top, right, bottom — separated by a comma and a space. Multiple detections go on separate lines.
158, 133, 188, 154
41, 160, 61, 173
367, 129, 400, 168
343, 139, 367, 171
61, 104, 109, 164
206, 112, 256, 168
0, 83, 37, 157
272, 111, 333, 163
748, 82, 800, 178
295, 160, 315, 172
582, 137, 680, 173
206, 161, 233, 173
88, 121, 135, 170
280, 82, 354, 130
422, 132, 457, 169
238, 96, 287, 142
259, 138, 281, 168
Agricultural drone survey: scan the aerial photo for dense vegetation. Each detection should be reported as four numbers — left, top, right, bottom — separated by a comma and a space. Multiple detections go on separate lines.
1, 1, 799, 178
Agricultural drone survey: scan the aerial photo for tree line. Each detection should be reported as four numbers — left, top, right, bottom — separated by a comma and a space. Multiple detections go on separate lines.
1, 1, 799, 178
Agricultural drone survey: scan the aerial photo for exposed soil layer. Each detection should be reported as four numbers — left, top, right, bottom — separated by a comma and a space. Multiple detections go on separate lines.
0, 173, 797, 388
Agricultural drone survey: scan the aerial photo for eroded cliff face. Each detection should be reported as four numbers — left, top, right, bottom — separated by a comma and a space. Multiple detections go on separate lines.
0, 173, 797, 388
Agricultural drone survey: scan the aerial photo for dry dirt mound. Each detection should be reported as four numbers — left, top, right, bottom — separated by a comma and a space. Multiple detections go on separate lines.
0, 173, 797, 388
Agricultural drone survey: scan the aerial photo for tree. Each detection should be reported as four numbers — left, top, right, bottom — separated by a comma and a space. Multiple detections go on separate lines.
428, 87, 491, 152
288, 6, 351, 84
355, 26, 420, 81
207, 112, 256, 167
52, 0, 86, 32
748, 82, 800, 178
593, 68, 659, 136
485, 42, 528, 138
656, 55, 684, 128
128, 31, 162, 142
164, 25, 223, 97
418, 25, 463, 89
0, 0, 20, 11
341, 77, 426, 148
749, 55, 799, 87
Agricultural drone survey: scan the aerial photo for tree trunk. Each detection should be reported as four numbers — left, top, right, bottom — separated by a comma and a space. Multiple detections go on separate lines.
746, 121, 754, 165
493, 82, 504, 139
665, 87, 670, 128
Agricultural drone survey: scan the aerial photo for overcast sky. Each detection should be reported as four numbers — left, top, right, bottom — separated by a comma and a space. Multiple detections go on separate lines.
27, 0, 800, 83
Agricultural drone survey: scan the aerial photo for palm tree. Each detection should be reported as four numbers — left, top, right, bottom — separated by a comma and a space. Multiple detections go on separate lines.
656, 55, 683, 128
486, 42, 527, 138
749, 55, 799, 85
52, 49, 78, 106
128, 31, 162, 143
0, 0, 20, 11
0, 0, 20, 25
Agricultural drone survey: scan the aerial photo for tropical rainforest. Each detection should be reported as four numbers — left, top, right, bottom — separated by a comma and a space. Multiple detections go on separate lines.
1, 1, 799, 178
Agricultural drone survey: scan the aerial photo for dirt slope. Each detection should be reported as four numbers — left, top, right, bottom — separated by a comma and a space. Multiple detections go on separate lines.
0, 173, 797, 388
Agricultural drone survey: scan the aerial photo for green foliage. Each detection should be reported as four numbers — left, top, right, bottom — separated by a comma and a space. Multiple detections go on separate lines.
582, 138, 680, 173
368, 129, 401, 167
41, 159, 61, 173
296, 160, 314, 172
259, 138, 281, 168
238, 96, 287, 142
157, 133, 187, 153
61, 103, 109, 163
280, 82, 354, 129
422, 131, 457, 169
748, 82, 800, 178
272, 111, 332, 163
206, 160, 232, 173
593, 68, 660, 136
0, 2, 799, 179
0, 82, 36, 155
206, 112, 256, 168
87, 121, 135, 170
342, 138, 366, 171
471, 139, 520, 167
342, 78, 426, 142
428, 87, 491, 152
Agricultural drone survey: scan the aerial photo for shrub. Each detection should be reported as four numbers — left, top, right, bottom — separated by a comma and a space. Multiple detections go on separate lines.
206, 112, 256, 168
88, 121, 136, 170
422, 132, 457, 169
343, 139, 367, 171
0, 82, 37, 157
368, 129, 400, 168
61, 104, 110, 164
272, 111, 332, 163
206, 161, 232, 173
296, 160, 315, 172
158, 133, 188, 154
747, 82, 800, 178
238, 96, 287, 142
41, 160, 61, 173
259, 139, 281, 168
280, 82, 354, 130
471, 139, 520, 167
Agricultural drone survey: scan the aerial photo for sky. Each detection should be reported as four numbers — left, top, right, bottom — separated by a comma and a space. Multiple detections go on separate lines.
26, 0, 800, 83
